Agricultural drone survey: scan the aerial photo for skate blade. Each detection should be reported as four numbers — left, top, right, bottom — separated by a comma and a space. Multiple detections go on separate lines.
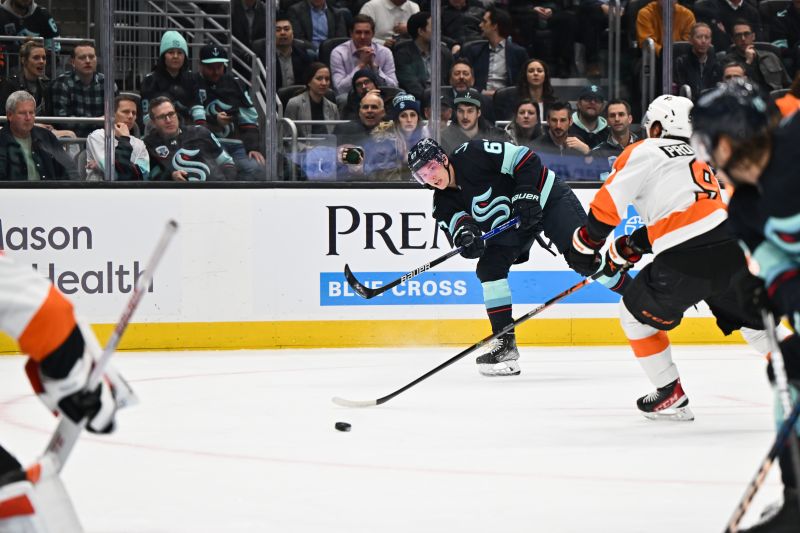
478, 361, 521, 377
642, 406, 695, 421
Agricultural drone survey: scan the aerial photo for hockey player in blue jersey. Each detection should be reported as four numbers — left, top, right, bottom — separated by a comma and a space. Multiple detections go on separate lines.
407, 137, 630, 377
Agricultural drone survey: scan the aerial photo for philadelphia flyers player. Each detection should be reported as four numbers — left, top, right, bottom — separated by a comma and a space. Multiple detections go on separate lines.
566, 94, 782, 421
407, 137, 631, 377
0, 252, 129, 532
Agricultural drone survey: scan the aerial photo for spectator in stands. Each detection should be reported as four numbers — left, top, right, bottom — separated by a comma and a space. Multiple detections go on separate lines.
442, 0, 484, 52
693, 0, 762, 53
85, 95, 149, 181
504, 98, 543, 148
422, 88, 454, 129
342, 67, 381, 119
532, 101, 590, 156
636, 0, 695, 57
771, 0, 800, 77
578, 0, 613, 77
673, 22, 722, 101
330, 14, 398, 94
231, 0, 267, 52
721, 60, 748, 81
592, 98, 637, 156
492, 57, 557, 121
195, 44, 265, 180
592, 98, 637, 179
285, 62, 340, 137
390, 92, 429, 168
50, 41, 117, 138
723, 19, 790, 93
458, 7, 528, 94
288, 0, 348, 50
141, 31, 206, 129
335, 91, 402, 180
359, 0, 420, 46
0, 39, 51, 116
568, 84, 608, 149
448, 58, 494, 121
440, 88, 507, 153
275, 13, 312, 90
775, 71, 800, 116
507, 0, 578, 78
0, 90, 75, 180
394, 11, 454, 100
144, 96, 237, 181
0, 0, 61, 64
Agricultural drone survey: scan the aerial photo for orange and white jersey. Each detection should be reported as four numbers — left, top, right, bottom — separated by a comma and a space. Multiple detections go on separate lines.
590, 138, 727, 255
0, 252, 77, 362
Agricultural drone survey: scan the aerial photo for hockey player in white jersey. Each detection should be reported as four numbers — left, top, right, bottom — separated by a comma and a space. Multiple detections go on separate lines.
0, 252, 124, 533
565, 95, 781, 421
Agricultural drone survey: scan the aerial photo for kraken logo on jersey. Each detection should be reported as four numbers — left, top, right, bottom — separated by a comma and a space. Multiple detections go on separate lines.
471, 188, 511, 228
206, 100, 234, 138
172, 149, 210, 181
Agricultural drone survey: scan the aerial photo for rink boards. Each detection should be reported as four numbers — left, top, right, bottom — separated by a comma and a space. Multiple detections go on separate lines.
0, 187, 739, 351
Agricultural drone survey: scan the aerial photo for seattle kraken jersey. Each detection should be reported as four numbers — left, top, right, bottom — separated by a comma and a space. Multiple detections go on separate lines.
728, 112, 800, 289
141, 68, 206, 126
433, 139, 555, 242
195, 73, 260, 153
0, 3, 60, 54
144, 125, 236, 181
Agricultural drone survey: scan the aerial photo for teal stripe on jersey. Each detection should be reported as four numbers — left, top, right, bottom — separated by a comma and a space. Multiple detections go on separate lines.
482, 279, 512, 309
501, 143, 529, 176
752, 240, 796, 286
540, 169, 556, 208
766, 212, 800, 256
446, 210, 469, 235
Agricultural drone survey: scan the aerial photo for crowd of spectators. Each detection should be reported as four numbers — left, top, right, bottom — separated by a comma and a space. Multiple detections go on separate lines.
1, 0, 799, 182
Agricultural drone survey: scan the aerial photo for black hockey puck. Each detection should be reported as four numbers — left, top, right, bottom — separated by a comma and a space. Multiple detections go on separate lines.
335, 422, 351, 432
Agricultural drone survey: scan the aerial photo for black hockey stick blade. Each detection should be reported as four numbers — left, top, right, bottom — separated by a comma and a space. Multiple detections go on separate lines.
343, 216, 520, 300
332, 267, 622, 408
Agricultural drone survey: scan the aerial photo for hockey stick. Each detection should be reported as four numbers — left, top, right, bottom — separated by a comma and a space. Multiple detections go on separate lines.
344, 216, 520, 299
44, 219, 179, 473
332, 267, 621, 408
724, 310, 800, 533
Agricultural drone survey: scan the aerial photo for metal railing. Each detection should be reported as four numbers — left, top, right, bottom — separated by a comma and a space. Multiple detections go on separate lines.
0, 36, 95, 81
641, 38, 656, 118
607, 0, 622, 100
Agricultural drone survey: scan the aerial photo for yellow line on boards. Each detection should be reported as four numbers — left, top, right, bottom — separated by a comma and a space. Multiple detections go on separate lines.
0, 318, 743, 354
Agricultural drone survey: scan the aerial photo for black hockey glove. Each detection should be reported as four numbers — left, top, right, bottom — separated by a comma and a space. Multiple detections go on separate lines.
768, 271, 800, 332
565, 226, 605, 276
511, 192, 543, 233
602, 235, 645, 278
58, 385, 116, 434
453, 221, 485, 259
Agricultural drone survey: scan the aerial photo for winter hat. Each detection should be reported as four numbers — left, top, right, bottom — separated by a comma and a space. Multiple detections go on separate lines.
160, 30, 189, 57
391, 92, 420, 118
351, 68, 380, 91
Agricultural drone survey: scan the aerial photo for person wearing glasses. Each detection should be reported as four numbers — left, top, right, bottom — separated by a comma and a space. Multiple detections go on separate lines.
143, 96, 236, 181
722, 20, 790, 93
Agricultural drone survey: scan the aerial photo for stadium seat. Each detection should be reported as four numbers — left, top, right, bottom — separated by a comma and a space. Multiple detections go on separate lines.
318, 37, 349, 67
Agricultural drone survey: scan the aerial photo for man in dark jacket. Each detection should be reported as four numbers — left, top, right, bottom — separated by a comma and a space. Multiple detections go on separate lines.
0, 90, 75, 180
458, 7, 528, 93
693, 0, 762, 52
723, 19, 790, 93
393, 11, 454, 100
231, 0, 267, 51
288, 0, 348, 50
270, 14, 313, 89
771, 0, 800, 77
440, 89, 508, 153
674, 22, 722, 100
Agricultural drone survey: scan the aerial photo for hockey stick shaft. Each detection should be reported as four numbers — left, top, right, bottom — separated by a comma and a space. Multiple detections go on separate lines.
344, 216, 520, 299
724, 310, 800, 532
333, 268, 613, 408
724, 397, 800, 533
45, 219, 179, 472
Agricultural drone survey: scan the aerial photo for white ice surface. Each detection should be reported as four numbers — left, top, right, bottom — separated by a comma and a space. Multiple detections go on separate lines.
0, 345, 789, 532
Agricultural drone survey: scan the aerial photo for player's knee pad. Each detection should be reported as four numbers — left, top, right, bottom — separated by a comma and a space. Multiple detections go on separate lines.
619, 299, 660, 340
0, 455, 83, 533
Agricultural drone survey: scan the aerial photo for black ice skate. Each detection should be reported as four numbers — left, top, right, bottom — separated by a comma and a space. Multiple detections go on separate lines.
636, 378, 694, 421
476, 333, 520, 377
739, 488, 800, 532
